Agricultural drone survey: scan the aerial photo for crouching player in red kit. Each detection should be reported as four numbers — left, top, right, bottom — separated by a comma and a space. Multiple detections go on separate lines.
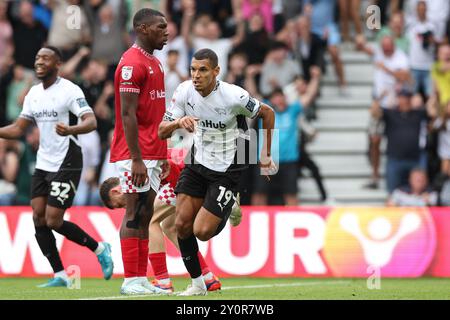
100, 149, 242, 293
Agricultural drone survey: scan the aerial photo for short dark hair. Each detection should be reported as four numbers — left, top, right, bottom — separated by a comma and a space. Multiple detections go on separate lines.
41, 46, 63, 61
193, 48, 219, 68
133, 8, 165, 29
268, 87, 284, 99
99, 177, 120, 209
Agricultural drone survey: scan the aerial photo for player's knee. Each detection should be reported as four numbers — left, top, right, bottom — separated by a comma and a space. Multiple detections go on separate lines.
32, 213, 46, 227
45, 216, 63, 230
194, 225, 214, 242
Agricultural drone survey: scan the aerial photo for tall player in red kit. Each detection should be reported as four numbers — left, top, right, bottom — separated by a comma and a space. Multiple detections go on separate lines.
111, 8, 170, 295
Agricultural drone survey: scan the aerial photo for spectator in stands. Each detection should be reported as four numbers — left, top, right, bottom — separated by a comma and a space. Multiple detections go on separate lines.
259, 41, 301, 97
5, 65, 33, 124
0, 139, 19, 205
154, 19, 190, 77
0, 0, 13, 60
371, 87, 432, 193
87, 2, 130, 67
430, 44, 450, 118
187, 2, 245, 80
407, 0, 436, 98
47, 0, 91, 60
292, 15, 326, 83
358, 35, 410, 189
225, 51, 249, 88
405, 0, 449, 44
241, 0, 273, 34
303, 0, 348, 95
76, 59, 113, 147
338, 0, 363, 45
375, 12, 409, 54
235, 12, 271, 66
283, 66, 321, 120
73, 130, 102, 206
298, 124, 328, 203
8, 0, 48, 70
164, 49, 188, 107
252, 88, 302, 206
15, 125, 38, 205
0, 54, 13, 126
430, 102, 450, 178
387, 167, 437, 206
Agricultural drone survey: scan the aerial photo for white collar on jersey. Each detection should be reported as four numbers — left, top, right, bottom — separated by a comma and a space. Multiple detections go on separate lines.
132, 43, 154, 60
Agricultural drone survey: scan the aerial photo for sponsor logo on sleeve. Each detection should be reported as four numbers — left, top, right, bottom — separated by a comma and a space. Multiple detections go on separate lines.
245, 97, 256, 113
121, 66, 133, 80
76, 98, 89, 108
163, 111, 175, 122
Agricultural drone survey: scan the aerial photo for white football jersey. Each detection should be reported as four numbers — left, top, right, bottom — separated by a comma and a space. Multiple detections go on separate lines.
164, 80, 261, 172
20, 77, 94, 172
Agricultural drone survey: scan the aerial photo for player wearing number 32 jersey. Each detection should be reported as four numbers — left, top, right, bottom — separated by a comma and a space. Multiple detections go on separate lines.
158, 48, 276, 296
0, 46, 113, 288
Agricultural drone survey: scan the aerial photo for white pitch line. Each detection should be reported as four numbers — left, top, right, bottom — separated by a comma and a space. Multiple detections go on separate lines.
77, 280, 350, 300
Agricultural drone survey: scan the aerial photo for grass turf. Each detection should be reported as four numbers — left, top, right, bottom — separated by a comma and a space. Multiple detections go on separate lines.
0, 277, 449, 300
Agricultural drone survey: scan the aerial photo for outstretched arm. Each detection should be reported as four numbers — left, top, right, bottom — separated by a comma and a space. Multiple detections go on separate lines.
0, 117, 32, 140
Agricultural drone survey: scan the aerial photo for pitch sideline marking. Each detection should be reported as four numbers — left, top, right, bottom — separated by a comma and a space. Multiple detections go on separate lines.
76, 280, 350, 300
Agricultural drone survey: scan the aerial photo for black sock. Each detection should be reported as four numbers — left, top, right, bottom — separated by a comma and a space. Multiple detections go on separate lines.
35, 226, 64, 273
54, 221, 98, 252
178, 235, 202, 278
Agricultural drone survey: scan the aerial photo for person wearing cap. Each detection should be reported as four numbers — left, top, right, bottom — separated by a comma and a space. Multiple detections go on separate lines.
371, 86, 435, 193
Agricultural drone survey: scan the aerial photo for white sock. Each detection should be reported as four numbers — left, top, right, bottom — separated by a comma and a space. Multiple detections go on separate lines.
123, 277, 137, 286
54, 270, 68, 280
156, 278, 171, 285
203, 272, 213, 281
94, 242, 105, 255
192, 276, 206, 290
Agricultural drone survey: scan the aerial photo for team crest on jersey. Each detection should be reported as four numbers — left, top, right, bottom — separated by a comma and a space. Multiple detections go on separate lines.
149, 66, 154, 74
214, 108, 226, 115
121, 66, 133, 80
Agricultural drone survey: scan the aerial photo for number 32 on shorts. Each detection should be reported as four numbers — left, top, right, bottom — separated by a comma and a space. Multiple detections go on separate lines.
50, 181, 72, 204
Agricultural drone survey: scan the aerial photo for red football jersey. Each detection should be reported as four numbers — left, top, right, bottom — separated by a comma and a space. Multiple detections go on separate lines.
110, 44, 167, 162
161, 148, 187, 187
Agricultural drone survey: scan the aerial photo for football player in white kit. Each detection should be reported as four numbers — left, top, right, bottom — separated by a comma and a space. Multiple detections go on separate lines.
158, 48, 276, 296
0, 46, 113, 288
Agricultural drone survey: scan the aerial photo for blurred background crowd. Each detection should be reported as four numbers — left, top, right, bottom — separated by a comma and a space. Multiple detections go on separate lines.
0, 0, 449, 207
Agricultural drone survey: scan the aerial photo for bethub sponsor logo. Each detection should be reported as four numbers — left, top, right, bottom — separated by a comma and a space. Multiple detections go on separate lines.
32, 109, 58, 118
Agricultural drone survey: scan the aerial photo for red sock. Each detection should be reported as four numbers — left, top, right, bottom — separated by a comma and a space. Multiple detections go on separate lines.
197, 251, 210, 275
120, 238, 139, 278
138, 239, 149, 277
148, 252, 169, 280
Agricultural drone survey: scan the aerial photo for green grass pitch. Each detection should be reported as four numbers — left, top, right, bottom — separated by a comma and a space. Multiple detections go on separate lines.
0, 277, 449, 300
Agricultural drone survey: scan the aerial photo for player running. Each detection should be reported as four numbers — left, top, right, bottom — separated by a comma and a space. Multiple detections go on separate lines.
111, 8, 170, 295
100, 149, 242, 293
158, 48, 276, 296
0, 46, 114, 288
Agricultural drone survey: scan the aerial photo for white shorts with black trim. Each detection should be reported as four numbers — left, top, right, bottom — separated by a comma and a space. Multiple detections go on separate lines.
114, 159, 163, 193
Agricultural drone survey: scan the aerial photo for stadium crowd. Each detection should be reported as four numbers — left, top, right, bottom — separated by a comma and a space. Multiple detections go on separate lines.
0, 0, 449, 207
